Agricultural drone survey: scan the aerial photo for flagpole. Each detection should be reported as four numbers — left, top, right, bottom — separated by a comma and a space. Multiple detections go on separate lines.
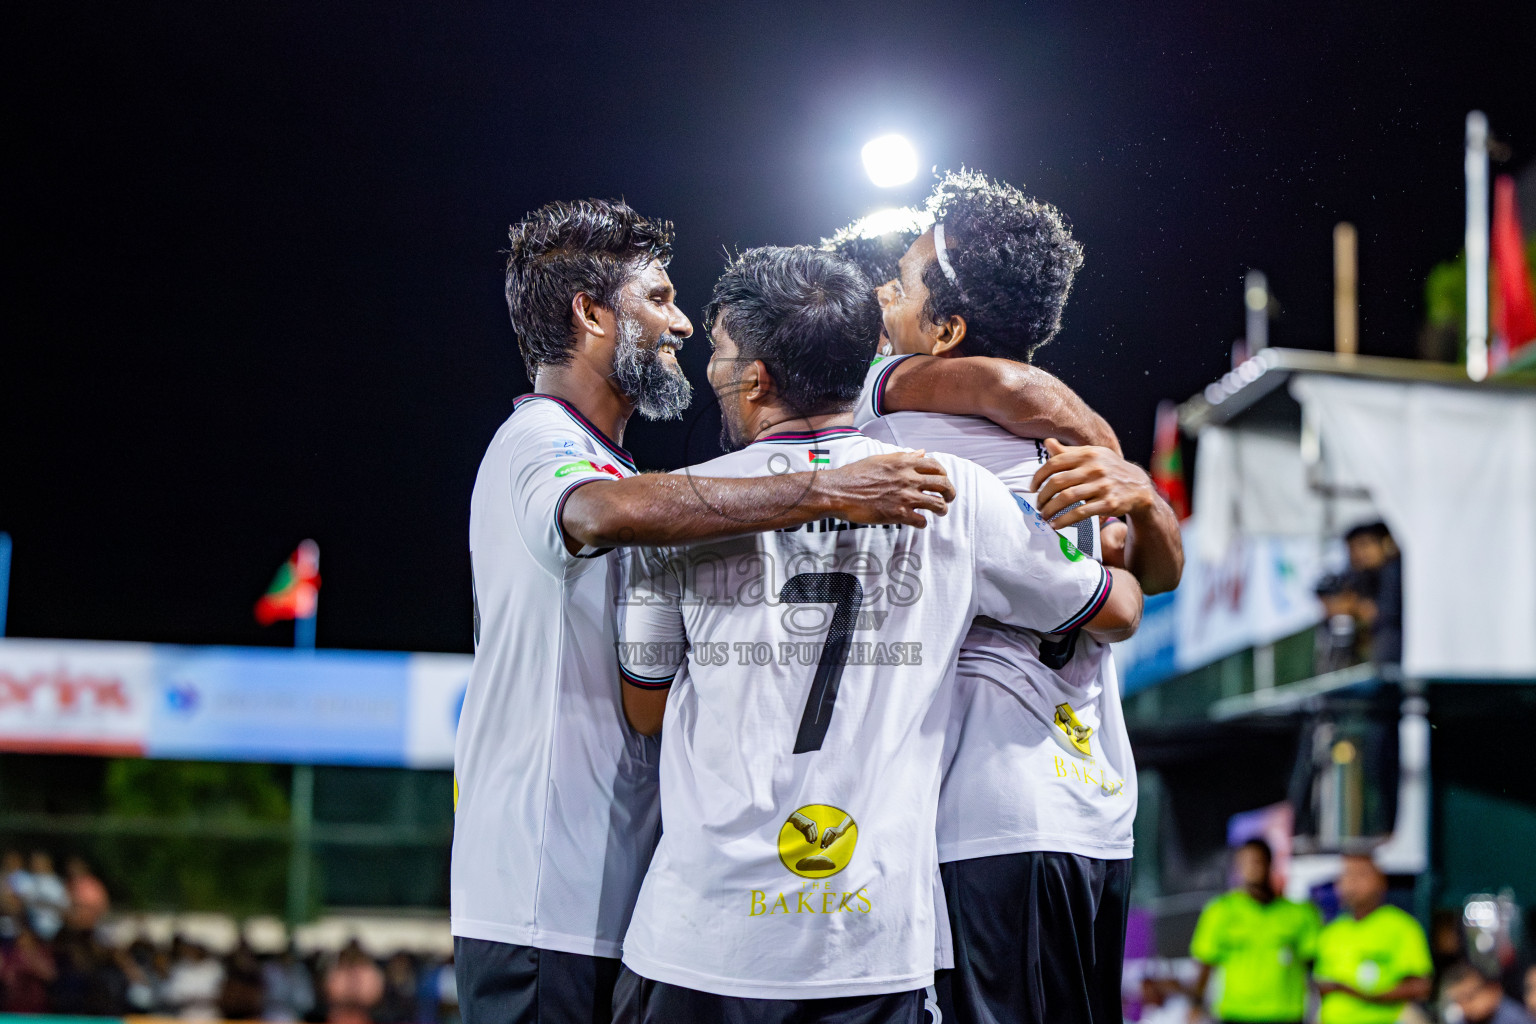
287, 540, 318, 930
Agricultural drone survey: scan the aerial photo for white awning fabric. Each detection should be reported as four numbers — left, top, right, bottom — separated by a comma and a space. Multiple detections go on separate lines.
1288, 376, 1536, 679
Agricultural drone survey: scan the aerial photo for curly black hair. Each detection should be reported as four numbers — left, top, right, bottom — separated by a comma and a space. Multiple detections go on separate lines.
819, 209, 928, 289
921, 170, 1084, 360
504, 198, 673, 376
703, 246, 878, 416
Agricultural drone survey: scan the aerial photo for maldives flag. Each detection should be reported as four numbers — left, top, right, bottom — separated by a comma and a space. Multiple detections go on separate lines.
255, 540, 321, 625
1150, 400, 1190, 519
1491, 174, 1536, 368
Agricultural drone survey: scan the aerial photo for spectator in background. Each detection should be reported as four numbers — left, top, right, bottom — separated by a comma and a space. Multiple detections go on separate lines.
23, 851, 70, 940
220, 937, 266, 1020
1315, 854, 1432, 1024
0, 927, 57, 1013
1524, 965, 1536, 1019
1344, 522, 1402, 668
1188, 839, 1321, 1024
0, 885, 26, 942
324, 939, 383, 1024
1443, 961, 1536, 1024
431, 955, 458, 1024
263, 942, 317, 1023
64, 856, 110, 932
165, 939, 227, 1020
373, 952, 419, 1024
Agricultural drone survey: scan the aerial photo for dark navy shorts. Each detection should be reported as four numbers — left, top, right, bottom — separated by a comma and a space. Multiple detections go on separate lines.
612, 966, 928, 1024
935, 850, 1132, 1024
455, 937, 621, 1024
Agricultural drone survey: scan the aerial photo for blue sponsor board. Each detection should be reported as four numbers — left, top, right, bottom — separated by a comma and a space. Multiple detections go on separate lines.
149, 646, 413, 765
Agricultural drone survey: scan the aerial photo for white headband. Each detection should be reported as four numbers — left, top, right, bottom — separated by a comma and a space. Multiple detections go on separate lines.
932, 221, 960, 288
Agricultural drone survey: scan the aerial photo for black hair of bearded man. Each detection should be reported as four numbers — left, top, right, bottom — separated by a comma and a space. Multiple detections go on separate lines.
503, 198, 674, 377
704, 246, 880, 417
922, 168, 1085, 361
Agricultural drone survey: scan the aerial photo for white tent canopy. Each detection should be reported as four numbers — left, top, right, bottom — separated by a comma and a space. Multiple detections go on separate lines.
1189, 361, 1536, 680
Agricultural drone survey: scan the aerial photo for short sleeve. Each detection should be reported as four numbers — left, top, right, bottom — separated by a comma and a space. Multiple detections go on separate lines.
967, 463, 1112, 633
1189, 897, 1226, 965
852, 354, 916, 429
1391, 911, 1433, 979
616, 547, 687, 691
504, 406, 629, 574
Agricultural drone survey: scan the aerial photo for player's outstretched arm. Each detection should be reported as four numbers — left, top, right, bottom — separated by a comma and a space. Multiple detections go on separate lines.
560, 451, 955, 553
882, 355, 1122, 454
1082, 566, 1143, 644
1031, 439, 1184, 595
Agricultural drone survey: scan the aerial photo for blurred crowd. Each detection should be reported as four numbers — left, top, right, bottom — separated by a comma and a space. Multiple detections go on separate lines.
0, 849, 459, 1022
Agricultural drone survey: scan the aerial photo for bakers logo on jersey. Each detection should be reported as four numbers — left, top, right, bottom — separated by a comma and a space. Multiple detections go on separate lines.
748, 804, 872, 918
1054, 702, 1094, 756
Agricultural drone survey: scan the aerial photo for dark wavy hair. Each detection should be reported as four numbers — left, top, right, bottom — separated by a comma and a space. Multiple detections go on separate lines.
703, 246, 878, 416
820, 214, 925, 289
503, 198, 673, 376
921, 169, 1084, 360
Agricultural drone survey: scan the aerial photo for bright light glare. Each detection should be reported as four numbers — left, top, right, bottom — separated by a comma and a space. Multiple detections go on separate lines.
849, 207, 933, 240
861, 134, 918, 188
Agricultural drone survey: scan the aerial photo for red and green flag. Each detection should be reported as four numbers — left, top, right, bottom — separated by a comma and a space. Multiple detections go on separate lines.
1150, 400, 1189, 519
255, 540, 321, 625
1491, 174, 1536, 371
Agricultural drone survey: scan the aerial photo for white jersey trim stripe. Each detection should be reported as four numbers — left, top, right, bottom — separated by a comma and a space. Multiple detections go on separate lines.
1048, 563, 1112, 634
512, 393, 638, 471
867, 354, 916, 419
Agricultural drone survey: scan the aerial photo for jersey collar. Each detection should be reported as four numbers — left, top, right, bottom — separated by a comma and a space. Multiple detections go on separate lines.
753, 425, 864, 446
515, 393, 637, 472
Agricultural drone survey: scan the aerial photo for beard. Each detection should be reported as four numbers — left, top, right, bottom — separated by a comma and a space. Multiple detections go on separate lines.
613, 315, 692, 421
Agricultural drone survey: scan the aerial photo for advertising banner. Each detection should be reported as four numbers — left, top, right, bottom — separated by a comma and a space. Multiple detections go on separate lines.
0, 639, 469, 767
1114, 517, 1333, 695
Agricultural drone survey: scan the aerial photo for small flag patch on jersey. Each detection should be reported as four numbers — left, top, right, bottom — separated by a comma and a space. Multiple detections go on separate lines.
809, 449, 830, 465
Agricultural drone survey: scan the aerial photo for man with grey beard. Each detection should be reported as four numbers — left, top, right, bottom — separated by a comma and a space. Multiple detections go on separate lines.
452, 198, 956, 1024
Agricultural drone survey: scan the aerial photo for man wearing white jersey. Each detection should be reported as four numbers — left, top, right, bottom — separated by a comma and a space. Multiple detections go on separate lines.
853, 171, 1184, 1024
456, 200, 957, 1024
610, 245, 1144, 1023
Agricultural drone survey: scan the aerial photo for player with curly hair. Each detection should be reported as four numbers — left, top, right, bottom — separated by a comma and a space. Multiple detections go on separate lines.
848, 171, 1185, 1024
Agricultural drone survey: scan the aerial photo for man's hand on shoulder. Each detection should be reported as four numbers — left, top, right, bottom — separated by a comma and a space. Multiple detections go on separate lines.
1032, 438, 1184, 595
813, 451, 955, 528
1030, 438, 1156, 527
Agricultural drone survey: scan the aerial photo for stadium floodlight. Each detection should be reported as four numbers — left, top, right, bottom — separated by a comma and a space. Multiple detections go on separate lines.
861, 134, 918, 188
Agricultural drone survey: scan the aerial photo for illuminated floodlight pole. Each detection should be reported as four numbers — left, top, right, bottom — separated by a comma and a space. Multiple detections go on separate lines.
1244, 270, 1269, 352
862, 134, 918, 188
1466, 111, 1490, 381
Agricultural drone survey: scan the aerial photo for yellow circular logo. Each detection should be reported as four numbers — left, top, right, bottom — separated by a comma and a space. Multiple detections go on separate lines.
777, 804, 859, 878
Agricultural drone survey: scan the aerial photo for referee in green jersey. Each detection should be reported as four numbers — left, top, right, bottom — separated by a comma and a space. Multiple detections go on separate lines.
1314, 854, 1432, 1024
1189, 840, 1321, 1024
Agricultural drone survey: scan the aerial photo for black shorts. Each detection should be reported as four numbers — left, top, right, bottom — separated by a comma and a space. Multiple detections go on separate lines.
454, 937, 621, 1024
612, 966, 928, 1024
935, 850, 1132, 1024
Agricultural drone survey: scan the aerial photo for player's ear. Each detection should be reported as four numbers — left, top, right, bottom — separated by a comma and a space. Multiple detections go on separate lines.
746, 359, 774, 402
571, 292, 609, 339
931, 314, 967, 356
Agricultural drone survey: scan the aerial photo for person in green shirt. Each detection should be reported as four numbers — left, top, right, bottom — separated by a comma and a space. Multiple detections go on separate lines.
1189, 839, 1322, 1024
1313, 853, 1432, 1024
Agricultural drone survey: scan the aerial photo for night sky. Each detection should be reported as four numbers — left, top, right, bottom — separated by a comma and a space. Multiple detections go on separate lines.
6, 0, 1534, 654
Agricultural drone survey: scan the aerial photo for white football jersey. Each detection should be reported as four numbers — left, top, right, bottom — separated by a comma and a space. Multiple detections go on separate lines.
616, 427, 1112, 999
857, 355, 1137, 862
451, 394, 662, 958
